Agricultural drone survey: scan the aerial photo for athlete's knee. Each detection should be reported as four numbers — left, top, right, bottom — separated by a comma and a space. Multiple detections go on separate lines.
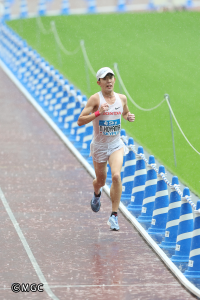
94, 176, 106, 187
112, 172, 121, 184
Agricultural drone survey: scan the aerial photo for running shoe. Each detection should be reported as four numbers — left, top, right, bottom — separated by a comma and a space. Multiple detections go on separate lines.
107, 215, 120, 231
91, 191, 101, 212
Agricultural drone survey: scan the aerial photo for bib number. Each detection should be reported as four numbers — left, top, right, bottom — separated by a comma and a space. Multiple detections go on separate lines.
99, 119, 120, 136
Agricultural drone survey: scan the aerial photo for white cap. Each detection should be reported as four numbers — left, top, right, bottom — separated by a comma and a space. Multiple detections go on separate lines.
96, 67, 115, 80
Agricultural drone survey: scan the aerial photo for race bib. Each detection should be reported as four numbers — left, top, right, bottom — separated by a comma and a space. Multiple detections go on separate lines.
99, 119, 121, 136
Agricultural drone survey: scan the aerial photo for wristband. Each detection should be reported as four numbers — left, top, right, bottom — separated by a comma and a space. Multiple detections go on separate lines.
127, 115, 129, 121
94, 110, 100, 117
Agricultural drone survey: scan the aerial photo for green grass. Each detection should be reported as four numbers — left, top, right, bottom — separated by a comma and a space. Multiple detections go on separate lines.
7, 12, 200, 196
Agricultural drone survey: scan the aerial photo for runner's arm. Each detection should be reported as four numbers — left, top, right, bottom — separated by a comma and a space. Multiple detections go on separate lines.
77, 95, 109, 126
121, 95, 135, 122
77, 97, 96, 126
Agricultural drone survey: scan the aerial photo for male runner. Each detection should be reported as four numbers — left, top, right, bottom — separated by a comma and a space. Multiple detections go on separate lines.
77, 67, 135, 230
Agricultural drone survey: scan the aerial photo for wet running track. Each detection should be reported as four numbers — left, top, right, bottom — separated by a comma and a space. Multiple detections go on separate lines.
0, 67, 197, 299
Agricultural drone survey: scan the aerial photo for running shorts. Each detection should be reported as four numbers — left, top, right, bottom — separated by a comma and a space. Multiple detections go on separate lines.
90, 138, 128, 163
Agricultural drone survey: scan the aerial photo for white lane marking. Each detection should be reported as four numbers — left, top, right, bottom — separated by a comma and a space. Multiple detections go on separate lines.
0, 283, 179, 290
0, 188, 60, 300
48, 283, 179, 288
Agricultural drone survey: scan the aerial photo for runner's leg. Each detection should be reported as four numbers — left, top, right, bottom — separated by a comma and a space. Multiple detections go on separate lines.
93, 160, 107, 194
108, 147, 124, 211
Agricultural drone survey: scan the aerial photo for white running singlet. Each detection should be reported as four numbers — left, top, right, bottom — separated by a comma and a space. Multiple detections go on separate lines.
90, 91, 126, 163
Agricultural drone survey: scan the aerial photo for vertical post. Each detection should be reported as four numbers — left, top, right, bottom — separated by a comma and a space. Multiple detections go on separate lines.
165, 94, 177, 167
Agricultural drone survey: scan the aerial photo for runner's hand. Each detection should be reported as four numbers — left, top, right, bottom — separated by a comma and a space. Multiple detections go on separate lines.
99, 103, 109, 115
127, 112, 135, 122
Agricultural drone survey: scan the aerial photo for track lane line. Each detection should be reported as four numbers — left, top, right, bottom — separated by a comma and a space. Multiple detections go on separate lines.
0, 188, 60, 300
